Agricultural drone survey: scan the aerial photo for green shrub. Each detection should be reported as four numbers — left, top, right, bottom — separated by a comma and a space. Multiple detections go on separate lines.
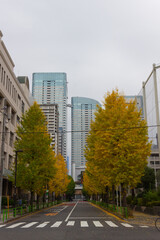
126, 195, 132, 204
137, 198, 143, 206
132, 197, 138, 205
9, 199, 14, 206
146, 201, 160, 207
143, 191, 159, 202
2, 197, 7, 206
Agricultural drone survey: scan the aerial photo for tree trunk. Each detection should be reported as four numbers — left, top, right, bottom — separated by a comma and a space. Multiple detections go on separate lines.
105, 186, 109, 204
37, 194, 39, 205
121, 183, 127, 207
131, 188, 135, 199
112, 185, 115, 204
43, 193, 45, 208
30, 191, 34, 211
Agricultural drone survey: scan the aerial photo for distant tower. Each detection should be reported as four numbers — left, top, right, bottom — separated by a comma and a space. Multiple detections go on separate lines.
32, 73, 67, 160
71, 97, 101, 168
40, 104, 59, 155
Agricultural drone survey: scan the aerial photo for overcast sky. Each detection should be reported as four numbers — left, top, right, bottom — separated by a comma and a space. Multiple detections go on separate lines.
1, 0, 160, 104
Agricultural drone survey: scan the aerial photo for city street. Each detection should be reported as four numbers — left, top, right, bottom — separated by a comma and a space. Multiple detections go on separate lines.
0, 201, 159, 240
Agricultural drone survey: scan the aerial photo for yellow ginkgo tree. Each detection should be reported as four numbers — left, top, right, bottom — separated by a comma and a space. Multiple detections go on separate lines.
13, 102, 56, 208
49, 154, 70, 199
84, 89, 151, 206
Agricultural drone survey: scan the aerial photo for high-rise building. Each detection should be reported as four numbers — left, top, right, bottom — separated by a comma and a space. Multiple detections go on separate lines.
125, 95, 144, 119
32, 73, 67, 159
40, 104, 59, 155
71, 97, 101, 173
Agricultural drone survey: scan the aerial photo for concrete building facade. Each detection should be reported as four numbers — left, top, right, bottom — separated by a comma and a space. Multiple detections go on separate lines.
0, 31, 30, 196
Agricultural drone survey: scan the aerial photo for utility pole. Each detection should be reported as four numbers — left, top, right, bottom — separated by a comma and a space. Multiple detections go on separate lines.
0, 102, 7, 219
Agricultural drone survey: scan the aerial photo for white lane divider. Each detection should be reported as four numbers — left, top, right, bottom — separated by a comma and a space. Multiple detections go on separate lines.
121, 223, 133, 228
81, 221, 89, 227
65, 201, 79, 222
21, 222, 38, 228
66, 221, 75, 226
105, 221, 118, 227
7, 222, 26, 228
51, 221, 62, 228
36, 222, 50, 228
93, 221, 103, 227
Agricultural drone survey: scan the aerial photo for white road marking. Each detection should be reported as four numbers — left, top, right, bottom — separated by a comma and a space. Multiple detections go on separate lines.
93, 221, 103, 227
53, 206, 68, 213
51, 221, 62, 228
65, 201, 79, 222
21, 222, 38, 228
81, 221, 89, 227
69, 217, 106, 219
140, 226, 149, 228
121, 223, 133, 228
7, 222, 26, 228
66, 221, 75, 226
0, 224, 6, 228
36, 222, 50, 228
105, 221, 118, 227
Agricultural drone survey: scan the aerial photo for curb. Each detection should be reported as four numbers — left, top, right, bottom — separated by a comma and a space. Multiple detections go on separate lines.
1, 202, 64, 224
89, 202, 127, 222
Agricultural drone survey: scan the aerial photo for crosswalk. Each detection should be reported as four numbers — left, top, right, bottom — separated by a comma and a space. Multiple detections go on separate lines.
0, 220, 149, 229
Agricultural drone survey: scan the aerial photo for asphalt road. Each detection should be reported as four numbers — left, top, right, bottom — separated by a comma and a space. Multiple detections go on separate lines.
0, 201, 160, 240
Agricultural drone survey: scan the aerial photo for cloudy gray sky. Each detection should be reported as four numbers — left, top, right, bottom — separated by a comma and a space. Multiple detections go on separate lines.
1, 0, 160, 104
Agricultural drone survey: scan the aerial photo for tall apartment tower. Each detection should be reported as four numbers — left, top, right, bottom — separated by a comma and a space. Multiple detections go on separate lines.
71, 97, 101, 169
40, 104, 59, 155
32, 73, 67, 160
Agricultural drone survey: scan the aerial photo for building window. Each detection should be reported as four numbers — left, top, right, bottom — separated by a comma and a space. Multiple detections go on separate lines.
22, 101, 25, 114
1, 67, 3, 82
9, 132, 14, 147
17, 115, 20, 124
8, 155, 13, 170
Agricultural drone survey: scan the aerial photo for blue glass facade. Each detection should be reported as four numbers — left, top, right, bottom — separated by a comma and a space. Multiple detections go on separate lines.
32, 72, 67, 159
71, 97, 101, 167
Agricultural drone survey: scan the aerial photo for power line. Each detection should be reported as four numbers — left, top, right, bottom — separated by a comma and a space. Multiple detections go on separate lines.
0, 124, 160, 134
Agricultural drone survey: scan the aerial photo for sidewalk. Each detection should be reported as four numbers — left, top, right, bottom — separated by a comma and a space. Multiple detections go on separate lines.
126, 211, 158, 227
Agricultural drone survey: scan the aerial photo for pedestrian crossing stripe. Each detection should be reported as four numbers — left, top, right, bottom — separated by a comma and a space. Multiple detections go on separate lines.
0, 224, 6, 228
80, 221, 89, 227
21, 222, 38, 228
7, 222, 26, 228
66, 221, 75, 226
0, 221, 149, 229
36, 222, 50, 228
105, 221, 118, 227
93, 221, 103, 227
121, 223, 133, 228
51, 221, 62, 227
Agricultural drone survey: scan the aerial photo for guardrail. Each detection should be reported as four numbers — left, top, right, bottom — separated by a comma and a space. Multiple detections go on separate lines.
2, 200, 60, 223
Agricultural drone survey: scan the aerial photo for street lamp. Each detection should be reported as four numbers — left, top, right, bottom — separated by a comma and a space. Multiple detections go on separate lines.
14, 150, 23, 208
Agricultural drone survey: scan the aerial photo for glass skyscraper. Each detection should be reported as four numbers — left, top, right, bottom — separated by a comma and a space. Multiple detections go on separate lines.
32, 72, 67, 160
71, 97, 101, 167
